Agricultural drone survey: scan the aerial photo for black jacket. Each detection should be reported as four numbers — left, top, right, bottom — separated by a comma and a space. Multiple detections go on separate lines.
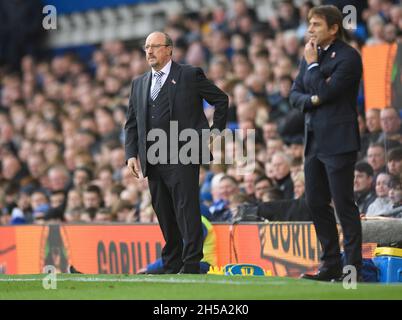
289, 39, 362, 156
125, 61, 228, 176
257, 195, 312, 221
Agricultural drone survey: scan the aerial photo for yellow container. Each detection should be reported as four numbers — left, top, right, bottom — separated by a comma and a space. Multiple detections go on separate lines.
374, 247, 402, 258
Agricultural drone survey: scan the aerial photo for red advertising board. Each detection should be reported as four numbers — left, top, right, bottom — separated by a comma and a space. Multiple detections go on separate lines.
0, 223, 376, 276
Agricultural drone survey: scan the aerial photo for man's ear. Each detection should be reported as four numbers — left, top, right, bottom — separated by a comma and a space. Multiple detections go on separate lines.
330, 24, 339, 37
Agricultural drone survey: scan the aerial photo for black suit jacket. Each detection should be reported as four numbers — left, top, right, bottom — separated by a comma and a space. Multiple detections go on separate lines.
257, 196, 312, 221
290, 39, 362, 156
125, 61, 229, 177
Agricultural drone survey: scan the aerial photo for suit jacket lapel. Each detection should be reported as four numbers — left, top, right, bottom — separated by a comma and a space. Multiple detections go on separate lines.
321, 39, 342, 64
141, 71, 152, 123
167, 61, 182, 118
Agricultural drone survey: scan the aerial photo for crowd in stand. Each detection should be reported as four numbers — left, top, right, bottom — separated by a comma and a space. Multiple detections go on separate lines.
0, 0, 401, 225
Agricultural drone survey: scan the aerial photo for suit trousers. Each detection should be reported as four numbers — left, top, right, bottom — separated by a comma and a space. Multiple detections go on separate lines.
147, 163, 203, 273
304, 131, 362, 271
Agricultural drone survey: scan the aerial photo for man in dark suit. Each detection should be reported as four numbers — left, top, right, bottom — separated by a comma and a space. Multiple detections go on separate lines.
125, 32, 228, 274
290, 5, 363, 281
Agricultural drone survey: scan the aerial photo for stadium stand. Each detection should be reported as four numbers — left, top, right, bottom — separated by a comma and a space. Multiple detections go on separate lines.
0, 0, 402, 277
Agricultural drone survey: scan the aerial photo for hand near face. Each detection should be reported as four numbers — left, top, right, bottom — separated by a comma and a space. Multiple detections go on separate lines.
304, 39, 318, 65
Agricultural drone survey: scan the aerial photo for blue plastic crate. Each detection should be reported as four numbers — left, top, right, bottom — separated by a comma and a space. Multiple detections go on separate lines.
372, 256, 402, 283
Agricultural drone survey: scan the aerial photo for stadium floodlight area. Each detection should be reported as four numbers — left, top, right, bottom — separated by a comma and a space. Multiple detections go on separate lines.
46, 1, 173, 48
45, 0, 282, 48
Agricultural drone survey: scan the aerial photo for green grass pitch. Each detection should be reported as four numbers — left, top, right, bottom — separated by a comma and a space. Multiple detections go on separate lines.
0, 274, 401, 300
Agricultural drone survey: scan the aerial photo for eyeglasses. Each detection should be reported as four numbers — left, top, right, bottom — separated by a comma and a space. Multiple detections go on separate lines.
142, 44, 170, 52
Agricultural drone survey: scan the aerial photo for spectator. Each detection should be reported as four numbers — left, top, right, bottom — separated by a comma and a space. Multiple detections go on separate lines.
104, 184, 125, 210
366, 172, 393, 216
260, 186, 284, 202
286, 137, 304, 163
94, 208, 113, 223
45, 190, 66, 222
354, 162, 376, 214
378, 107, 402, 143
1, 153, 30, 189
366, 14, 385, 45
387, 147, 402, 179
254, 175, 274, 202
266, 137, 285, 159
360, 108, 382, 156
112, 200, 135, 223
72, 167, 93, 191
30, 190, 50, 223
262, 120, 279, 142
47, 165, 71, 193
66, 188, 83, 213
82, 185, 103, 221
387, 176, 402, 211
292, 171, 305, 199
13, 190, 33, 224
242, 170, 262, 201
271, 151, 294, 199
26, 153, 47, 188
268, 75, 293, 115
139, 205, 158, 223
366, 143, 387, 177
95, 107, 121, 145
209, 175, 240, 222
95, 165, 114, 194
290, 157, 304, 180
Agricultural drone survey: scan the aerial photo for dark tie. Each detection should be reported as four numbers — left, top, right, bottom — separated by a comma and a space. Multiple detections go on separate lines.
151, 70, 164, 101
318, 47, 327, 63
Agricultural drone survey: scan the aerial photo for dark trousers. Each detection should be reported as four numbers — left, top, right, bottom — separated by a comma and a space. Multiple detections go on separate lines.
304, 131, 362, 271
147, 163, 203, 273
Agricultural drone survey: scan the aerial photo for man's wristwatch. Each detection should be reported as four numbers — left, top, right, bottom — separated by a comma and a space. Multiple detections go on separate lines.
311, 95, 320, 106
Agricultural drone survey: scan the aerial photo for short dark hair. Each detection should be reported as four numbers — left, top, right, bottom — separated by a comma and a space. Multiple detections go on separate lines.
255, 175, 274, 187
355, 161, 374, 177
51, 190, 66, 197
388, 147, 402, 162
264, 187, 284, 201
308, 5, 346, 41
389, 176, 402, 190
84, 185, 102, 197
75, 166, 93, 181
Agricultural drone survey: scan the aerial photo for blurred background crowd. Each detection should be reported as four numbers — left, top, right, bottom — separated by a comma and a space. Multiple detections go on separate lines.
0, 0, 401, 225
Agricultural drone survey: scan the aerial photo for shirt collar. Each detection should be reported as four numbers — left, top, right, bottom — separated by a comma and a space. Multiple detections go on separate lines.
152, 60, 172, 77
321, 41, 335, 52
323, 44, 330, 51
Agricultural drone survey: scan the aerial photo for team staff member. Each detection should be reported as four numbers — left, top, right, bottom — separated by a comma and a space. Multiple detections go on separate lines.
290, 5, 363, 281
125, 31, 228, 274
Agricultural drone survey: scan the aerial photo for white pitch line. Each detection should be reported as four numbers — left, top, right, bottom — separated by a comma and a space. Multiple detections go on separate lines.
0, 277, 289, 286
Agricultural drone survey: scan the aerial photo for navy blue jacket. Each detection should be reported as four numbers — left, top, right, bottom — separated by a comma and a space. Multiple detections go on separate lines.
290, 39, 362, 156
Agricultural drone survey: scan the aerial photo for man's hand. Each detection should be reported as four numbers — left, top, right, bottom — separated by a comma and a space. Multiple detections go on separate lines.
127, 157, 140, 179
304, 39, 318, 65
